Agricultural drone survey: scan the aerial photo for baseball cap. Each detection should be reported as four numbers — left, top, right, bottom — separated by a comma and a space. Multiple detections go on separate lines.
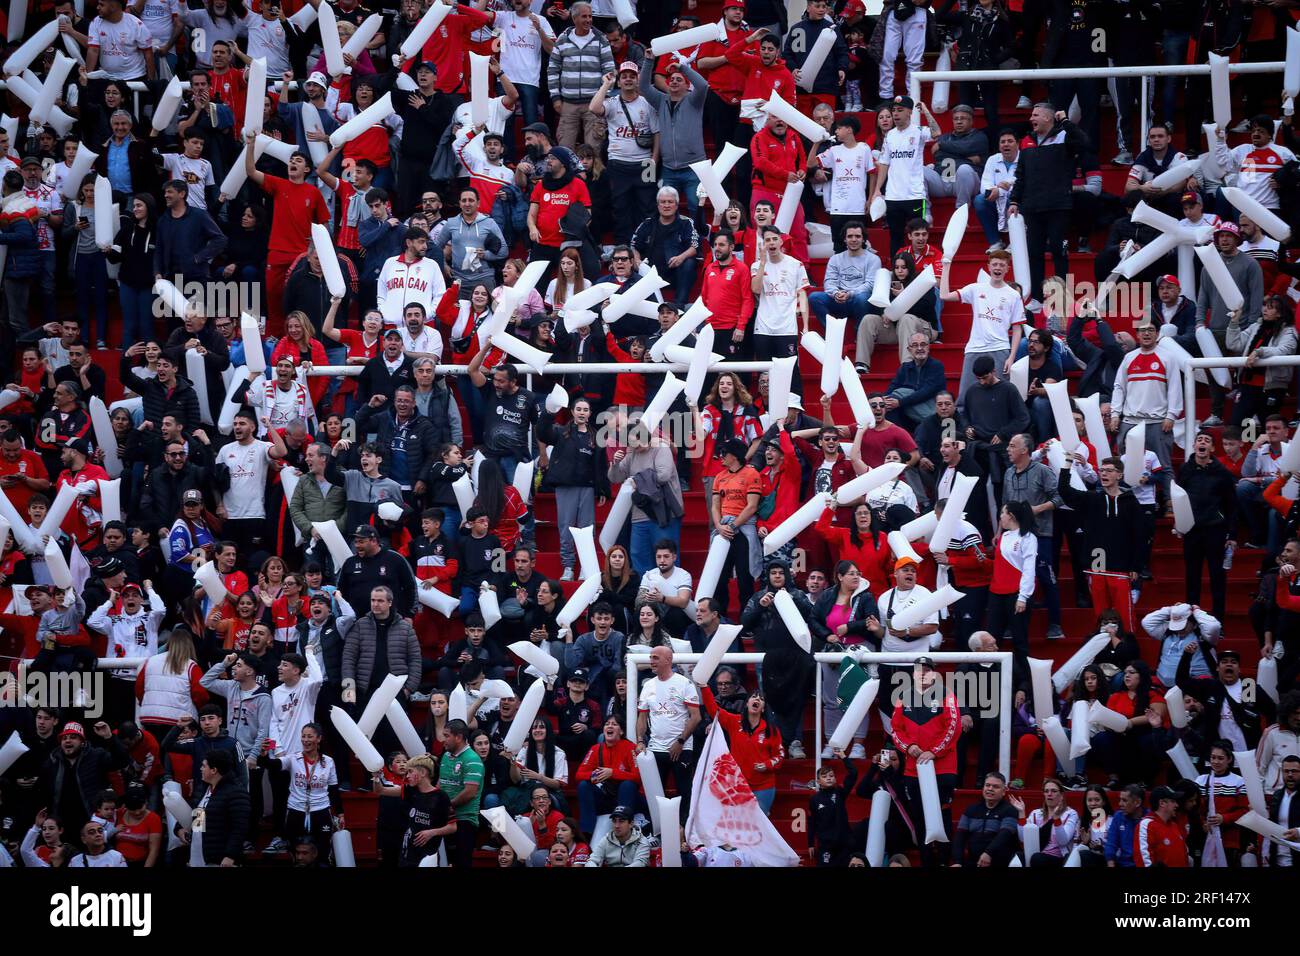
522, 121, 550, 136
183, 489, 203, 504
892, 95, 914, 109
121, 582, 143, 595
1180, 190, 1202, 205
1214, 221, 1240, 239
416, 61, 437, 75
842, 0, 866, 13
1217, 648, 1241, 662
20, 155, 41, 168
352, 524, 378, 539
1168, 603, 1192, 630
383, 328, 403, 339
617, 61, 639, 75
914, 656, 935, 670
1151, 785, 1177, 804
66, 437, 92, 457
610, 805, 634, 820
569, 667, 590, 682
60, 721, 85, 739
895, 555, 919, 571
723, 0, 745, 8
305, 71, 329, 89
1156, 274, 1180, 288
718, 438, 748, 461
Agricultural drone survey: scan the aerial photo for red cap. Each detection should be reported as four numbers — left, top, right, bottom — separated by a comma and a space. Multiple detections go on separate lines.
723, 0, 745, 8
1157, 274, 1180, 288
843, 0, 866, 12
60, 721, 85, 739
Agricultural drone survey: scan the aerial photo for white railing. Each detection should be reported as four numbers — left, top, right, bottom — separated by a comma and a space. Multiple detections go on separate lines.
910, 61, 1285, 154
625, 650, 1014, 778
303, 361, 774, 377
1182, 355, 1300, 448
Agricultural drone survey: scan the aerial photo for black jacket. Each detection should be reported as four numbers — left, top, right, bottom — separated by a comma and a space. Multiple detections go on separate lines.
356, 354, 415, 405
38, 734, 129, 830
337, 549, 419, 618
953, 797, 1020, 866
1067, 314, 1127, 400
1008, 118, 1089, 213
119, 357, 204, 431
297, 614, 348, 687
964, 380, 1030, 442
162, 324, 231, 422
1176, 457, 1236, 529
809, 588, 881, 650
191, 774, 251, 865
536, 414, 610, 495
355, 405, 440, 490
1057, 474, 1144, 573
137, 460, 216, 533
106, 216, 157, 290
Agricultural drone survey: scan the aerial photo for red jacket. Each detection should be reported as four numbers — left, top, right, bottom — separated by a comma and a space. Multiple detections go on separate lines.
890, 692, 960, 778
575, 737, 640, 783
758, 431, 802, 533
749, 124, 807, 192
1134, 813, 1189, 867
701, 686, 784, 793
701, 257, 756, 331
815, 509, 894, 593
604, 333, 647, 408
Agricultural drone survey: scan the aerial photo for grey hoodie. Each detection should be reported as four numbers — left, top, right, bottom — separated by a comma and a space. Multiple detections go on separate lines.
822, 248, 882, 295
1195, 248, 1263, 333
639, 62, 709, 170
199, 663, 272, 762
430, 212, 507, 291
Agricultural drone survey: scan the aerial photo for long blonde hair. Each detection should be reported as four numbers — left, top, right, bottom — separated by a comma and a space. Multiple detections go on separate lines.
163, 628, 198, 676
286, 310, 317, 348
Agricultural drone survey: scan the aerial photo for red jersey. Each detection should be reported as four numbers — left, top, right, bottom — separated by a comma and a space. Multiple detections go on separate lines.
814, 509, 894, 593
530, 178, 591, 248
1134, 813, 1189, 867
904, 242, 944, 282
725, 39, 796, 123
0, 448, 48, 515
890, 691, 961, 778
419, 4, 494, 94
270, 336, 330, 405
209, 68, 248, 129
337, 327, 380, 395
604, 333, 647, 407
54, 463, 110, 548
701, 257, 755, 331
261, 175, 330, 263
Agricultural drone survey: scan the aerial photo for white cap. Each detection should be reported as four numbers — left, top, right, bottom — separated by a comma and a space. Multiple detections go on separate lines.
1168, 603, 1192, 630
305, 71, 329, 89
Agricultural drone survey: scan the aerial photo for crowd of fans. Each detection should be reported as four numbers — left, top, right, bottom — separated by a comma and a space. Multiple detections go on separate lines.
0, 0, 1298, 871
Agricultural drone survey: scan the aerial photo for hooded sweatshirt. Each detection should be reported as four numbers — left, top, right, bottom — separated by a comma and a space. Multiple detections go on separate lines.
1196, 248, 1264, 333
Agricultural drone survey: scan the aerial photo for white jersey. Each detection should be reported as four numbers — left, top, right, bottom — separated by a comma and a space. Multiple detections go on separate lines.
398, 324, 443, 359
637, 672, 700, 753
161, 153, 215, 210
960, 282, 1024, 354
452, 96, 516, 139
242, 12, 292, 74
818, 142, 875, 216
602, 93, 658, 164
752, 255, 810, 337
86, 589, 166, 678
282, 751, 337, 812
217, 438, 275, 519
376, 254, 446, 327
880, 124, 931, 202
979, 152, 1018, 231
498, 10, 555, 87
88, 13, 152, 79
137, 0, 180, 46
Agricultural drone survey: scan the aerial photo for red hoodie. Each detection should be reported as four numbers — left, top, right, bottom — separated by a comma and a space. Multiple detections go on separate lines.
701, 686, 784, 793
1134, 813, 1189, 867
575, 736, 640, 783
749, 123, 807, 192
725, 39, 796, 124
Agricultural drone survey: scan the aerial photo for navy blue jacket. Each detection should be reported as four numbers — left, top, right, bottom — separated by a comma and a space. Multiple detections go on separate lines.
154, 205, 227, 281
886, 357, 947, 410
0, 212, 41, 278
1105, 808, 1143, 867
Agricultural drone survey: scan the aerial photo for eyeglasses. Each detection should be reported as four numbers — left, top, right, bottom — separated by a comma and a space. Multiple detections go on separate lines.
612, 255, 631, 262
167, 451, 187, 458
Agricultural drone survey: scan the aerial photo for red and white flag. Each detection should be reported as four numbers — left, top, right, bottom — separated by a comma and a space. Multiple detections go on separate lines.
685, 716, 800, 867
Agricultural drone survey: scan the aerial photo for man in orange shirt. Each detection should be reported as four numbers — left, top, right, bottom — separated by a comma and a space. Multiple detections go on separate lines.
708, 439, 764, 613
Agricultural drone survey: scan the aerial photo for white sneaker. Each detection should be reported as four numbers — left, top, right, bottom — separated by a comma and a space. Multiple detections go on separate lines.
560, 567, 574, 581
1016, 96, 1032, 109
1111, 150, 1134, 166
1202, 414, 1223, 427
263, 837, 289, 854
788, 740, 807, 759
849, 743, 868, 760
821, 744, 835, 759
1231, 118, 1250, 133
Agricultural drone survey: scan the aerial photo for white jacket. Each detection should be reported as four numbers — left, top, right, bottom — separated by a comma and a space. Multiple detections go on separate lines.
376, 253, 446, 328
86, 589, 165, 679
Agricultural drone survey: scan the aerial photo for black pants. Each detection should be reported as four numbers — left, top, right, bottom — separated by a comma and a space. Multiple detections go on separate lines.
247, 765, 266, 843
751, 333, 801, 396
285, 806, 334, 860
728, 124, 756, 211
986, 591, 1030, 690
902, 772, 955, 867
1047, 75, 1101, 157
714, 529, 755, 617
1183, 523, 1228, 620
223, 518, 267, 570
317, 683, 354, 788
1232, 384, 1285, 428
885, 198, 926, 257
956, 714, 1000, 788
268, 764, 291, 840
450, 818, 476, 868
953, 584, 989, 646
607, 160, 658, 245
706, 92, 742, 191
652, 749, 694, 820
959, 81, 1002, 139
1023, 208, 1070, 303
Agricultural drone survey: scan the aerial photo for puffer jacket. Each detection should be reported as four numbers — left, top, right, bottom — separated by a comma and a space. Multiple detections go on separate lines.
0, 193, 42, 278
191, 774, 251, 865
341, 612, 423, 695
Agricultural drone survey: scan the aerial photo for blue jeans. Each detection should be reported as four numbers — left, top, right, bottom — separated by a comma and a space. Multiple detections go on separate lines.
809, 289, 873, 326
514, 84, 541, 129
753, 786, 776, 816
1161, 31, 1191, 130
481, 793, 502, 810
973, 193, 1002, 244
630, 517, 681, 574
323, 342, 347, 413
577, 778, 640, 835
440, 508, 461, 547
662, 255, 698, 304
1034, 534, 1061, 627
660, 166, 701, 218
458, 585, 480, 616
119, 282, 156, 348
75, 251, 109, 344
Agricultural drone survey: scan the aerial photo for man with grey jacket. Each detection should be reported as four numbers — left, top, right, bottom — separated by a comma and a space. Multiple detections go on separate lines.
809, 221, 881, 339
200, 652, 272, 776
547, 2, 616, 149
1002, 432, 1065, 639
584, 805, 650, 866
429, 187, 507, 293
1196, 222, 1264, 425
341, 585, 423, 767
639, 57, 709, 216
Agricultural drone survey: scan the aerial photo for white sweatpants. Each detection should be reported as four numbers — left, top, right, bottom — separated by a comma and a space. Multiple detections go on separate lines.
878, 11, 927, 100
